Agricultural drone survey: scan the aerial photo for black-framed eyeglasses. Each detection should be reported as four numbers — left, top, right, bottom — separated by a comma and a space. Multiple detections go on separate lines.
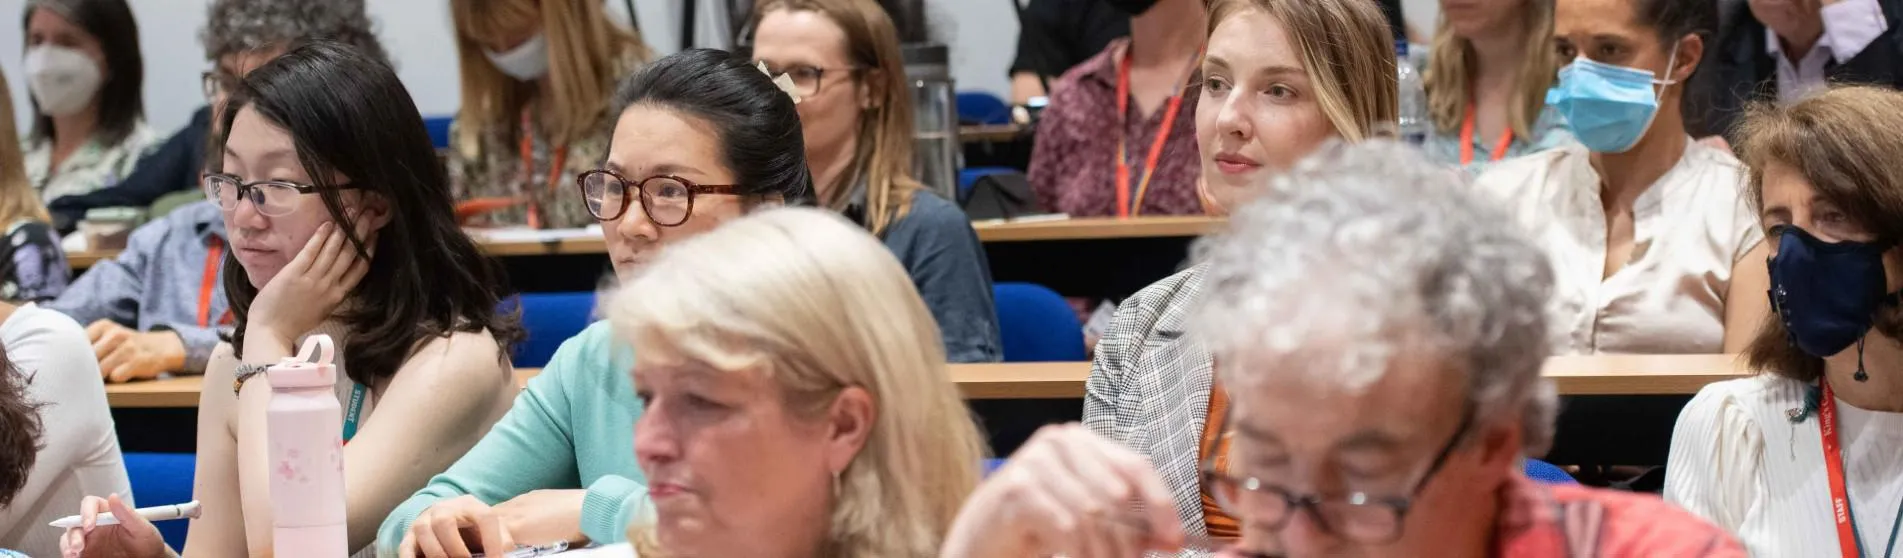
201, 172, 360, 217
577, 169, 741, 227
1199, 403, 1473, 543
755, 62, 864, 97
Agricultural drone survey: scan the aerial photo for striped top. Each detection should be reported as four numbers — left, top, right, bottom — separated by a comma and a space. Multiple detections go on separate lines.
1665, 374, 1903, 556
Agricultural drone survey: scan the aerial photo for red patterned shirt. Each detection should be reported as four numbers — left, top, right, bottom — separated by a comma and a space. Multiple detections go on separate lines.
1028, 39, 1204, 218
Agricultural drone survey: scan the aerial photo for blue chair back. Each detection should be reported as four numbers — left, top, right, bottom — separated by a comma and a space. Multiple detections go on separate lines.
502, 292, 597, 368
123, 453, 194, 551
956, 91, 1012, 125
424, 116, 455, 150
993, 283, 1085, 362
1523, 458, 1576, 484
957, 167, 1017, 205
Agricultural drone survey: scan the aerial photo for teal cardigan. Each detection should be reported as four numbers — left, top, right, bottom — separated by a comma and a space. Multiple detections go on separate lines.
377, 322, 648, 551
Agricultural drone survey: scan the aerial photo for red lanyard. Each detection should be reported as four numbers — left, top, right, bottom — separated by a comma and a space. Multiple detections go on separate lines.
1818, 381, 1903, 558
1459, 100, 1515, 166
199, 238, 232, 328
518, 109, 569, 230
1114, 45, 1202, 218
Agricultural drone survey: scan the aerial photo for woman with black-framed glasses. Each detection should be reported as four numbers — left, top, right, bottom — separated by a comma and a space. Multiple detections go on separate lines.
942, 141, 1745, 558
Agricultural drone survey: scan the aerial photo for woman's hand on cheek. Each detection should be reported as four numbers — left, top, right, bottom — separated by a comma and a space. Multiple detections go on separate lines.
245, 211, 378, 356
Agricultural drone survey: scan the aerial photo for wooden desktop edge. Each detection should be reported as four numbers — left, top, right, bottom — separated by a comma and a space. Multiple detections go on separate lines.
106, 354, 1753, 408
67, 217, 1227, 270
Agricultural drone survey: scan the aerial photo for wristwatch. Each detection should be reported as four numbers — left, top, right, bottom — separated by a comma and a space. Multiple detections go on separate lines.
233, 362, 272, 397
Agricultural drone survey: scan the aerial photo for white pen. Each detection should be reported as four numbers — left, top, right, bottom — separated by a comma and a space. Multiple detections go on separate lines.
47, 500, 202, 529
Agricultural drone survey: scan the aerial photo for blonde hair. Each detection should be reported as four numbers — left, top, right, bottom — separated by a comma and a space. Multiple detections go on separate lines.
1422, 0, 1557, 136
751, 0, 920, 236
610, 207, 985, 558
1207, 0, 1399, 141
0, 70, 50, 226
450, 0, 650, 151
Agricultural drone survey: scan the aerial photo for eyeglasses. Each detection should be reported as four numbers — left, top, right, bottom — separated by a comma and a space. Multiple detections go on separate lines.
577, 169, 741, 226
202, 173, 360, 217
201, 70, 240, 101
1199, 404, 1472, 544
756, 63, 864, 97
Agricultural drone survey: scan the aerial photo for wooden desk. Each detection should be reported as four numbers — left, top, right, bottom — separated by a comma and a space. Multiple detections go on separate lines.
960, 124, 1027, 143
105, 355, 1751, 409
68, 217, 1226, 271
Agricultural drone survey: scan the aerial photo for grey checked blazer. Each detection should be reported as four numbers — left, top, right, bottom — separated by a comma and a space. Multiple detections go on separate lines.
1083, 265, 1217, 556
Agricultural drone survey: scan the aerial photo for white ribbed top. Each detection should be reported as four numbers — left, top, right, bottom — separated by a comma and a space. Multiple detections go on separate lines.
1666, 374, 1903, 556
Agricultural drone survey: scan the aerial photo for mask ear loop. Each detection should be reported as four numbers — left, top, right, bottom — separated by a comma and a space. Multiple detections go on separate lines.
1855, 336, 1870, 382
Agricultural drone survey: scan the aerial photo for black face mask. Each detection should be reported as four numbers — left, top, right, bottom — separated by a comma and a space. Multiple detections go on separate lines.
1102, 0, 1161, 15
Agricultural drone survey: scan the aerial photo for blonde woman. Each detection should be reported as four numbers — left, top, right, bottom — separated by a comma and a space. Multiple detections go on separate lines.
1083, 0, 1397, 544
750, 0, 1000, 363
1420, 0, 1572, 170
611, 207, 985, 557
450, 0, 650, 229
0, 69, 69, 302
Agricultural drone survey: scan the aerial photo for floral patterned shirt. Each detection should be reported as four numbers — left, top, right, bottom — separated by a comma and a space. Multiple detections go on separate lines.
450, 109, 620, 230
23, 123, 158, 203
0, 219, 69, 303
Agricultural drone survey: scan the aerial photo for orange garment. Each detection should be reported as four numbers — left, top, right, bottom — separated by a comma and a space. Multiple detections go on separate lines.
1200, 382, 1241, 539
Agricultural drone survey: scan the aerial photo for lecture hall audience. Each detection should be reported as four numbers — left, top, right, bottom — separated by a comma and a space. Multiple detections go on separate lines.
19, 0, 154, 204
449, 0, 651, 230
44, 0, 388, 383
1419, 0, 1573, 170
1474, 0, 1770, 355
1028, 0, 1208, 217
1085, 0, 1397, 542
944, 140, 1746, 558
750, 0, 1002, 364
1667, 86, 1903, 557
60, 41, 521, 556
381, 48, 814, 556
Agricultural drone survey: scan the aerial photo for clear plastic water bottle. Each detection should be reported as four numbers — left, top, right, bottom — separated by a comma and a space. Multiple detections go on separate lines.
1395, 41, 1428, 146
268, 335, 347, 558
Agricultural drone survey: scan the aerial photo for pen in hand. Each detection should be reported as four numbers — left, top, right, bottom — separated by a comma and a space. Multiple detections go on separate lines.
48, 500, 201, 530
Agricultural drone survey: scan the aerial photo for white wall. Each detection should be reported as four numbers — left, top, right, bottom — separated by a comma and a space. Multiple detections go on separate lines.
1, 0, 1426, 141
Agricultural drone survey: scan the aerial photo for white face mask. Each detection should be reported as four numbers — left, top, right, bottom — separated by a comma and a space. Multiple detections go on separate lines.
484, 33, 550, 81
24, 45, 103, 117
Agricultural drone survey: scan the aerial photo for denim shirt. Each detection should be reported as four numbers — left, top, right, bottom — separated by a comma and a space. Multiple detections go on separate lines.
44, 201, 229, 373
845, 182, 1003, 363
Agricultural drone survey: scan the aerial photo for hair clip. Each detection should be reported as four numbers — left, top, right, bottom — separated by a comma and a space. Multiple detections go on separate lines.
756, 61, 803, 105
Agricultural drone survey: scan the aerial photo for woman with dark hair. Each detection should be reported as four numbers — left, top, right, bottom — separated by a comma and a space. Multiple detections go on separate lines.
19, 0, 154, 203
59, 40, 522, 557
751, 0, 1000, 363
1666, 86, 1903, 556
380, 48, 813, 556
1473, 0, 1768, 355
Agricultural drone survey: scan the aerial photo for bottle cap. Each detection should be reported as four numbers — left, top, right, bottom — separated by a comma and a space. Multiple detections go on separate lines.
268, 335, 336, 390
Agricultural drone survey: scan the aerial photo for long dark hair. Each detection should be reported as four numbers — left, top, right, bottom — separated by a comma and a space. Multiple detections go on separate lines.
611, 48, 814, 204
22, 0, 144, 146
214, 40, 521, 386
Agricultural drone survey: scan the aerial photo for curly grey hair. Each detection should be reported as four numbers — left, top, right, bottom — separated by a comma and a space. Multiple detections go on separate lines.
1192, 140, 1559, 456
199, 0, 387, 65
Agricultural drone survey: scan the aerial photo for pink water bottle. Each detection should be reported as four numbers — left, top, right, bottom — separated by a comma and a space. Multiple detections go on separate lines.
267, 335, 348, 557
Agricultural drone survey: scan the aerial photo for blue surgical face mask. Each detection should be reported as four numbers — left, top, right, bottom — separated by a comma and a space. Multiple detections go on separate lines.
1768, 225, 1899, 359
1545, 45, 1679, 153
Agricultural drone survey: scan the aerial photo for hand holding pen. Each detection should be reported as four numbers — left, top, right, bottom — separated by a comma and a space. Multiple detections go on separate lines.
59, 493, 174, 558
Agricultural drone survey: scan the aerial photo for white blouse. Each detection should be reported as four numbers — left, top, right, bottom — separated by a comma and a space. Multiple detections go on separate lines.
0, 305, 132, 557
1665, 375, 1903, 557
1473, 141, 1763, 355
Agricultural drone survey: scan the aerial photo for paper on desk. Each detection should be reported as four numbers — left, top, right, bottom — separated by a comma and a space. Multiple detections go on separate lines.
969, 213, 1069, 226
467, 226, 602, 243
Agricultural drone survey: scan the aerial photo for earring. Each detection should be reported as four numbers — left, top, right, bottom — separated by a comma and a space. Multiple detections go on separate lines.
831, 470, 843, 502
1856, 337, 1871, 382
